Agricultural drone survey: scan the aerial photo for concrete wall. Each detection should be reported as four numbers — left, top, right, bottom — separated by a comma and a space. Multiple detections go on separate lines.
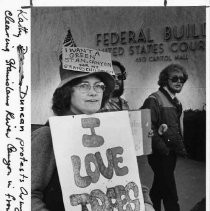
31, 7, 206, 124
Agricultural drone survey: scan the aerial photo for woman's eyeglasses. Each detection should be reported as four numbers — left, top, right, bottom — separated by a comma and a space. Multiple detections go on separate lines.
113, 72, 127, 81
169, 76, 186, 83
74, 82, 106, 93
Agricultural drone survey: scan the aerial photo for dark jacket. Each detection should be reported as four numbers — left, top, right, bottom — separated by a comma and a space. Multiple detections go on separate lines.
141, 88, 186, 156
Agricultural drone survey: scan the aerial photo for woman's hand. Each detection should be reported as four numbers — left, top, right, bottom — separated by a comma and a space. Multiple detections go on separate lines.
145, 203, 155, 211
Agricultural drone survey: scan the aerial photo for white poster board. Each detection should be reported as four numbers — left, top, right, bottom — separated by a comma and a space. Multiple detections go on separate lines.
62, 47, 115, 75
50, 111, 145, 211
129, 109, 152, 156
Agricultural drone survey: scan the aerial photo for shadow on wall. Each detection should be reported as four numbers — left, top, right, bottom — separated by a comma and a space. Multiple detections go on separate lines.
183, 109, 206, 162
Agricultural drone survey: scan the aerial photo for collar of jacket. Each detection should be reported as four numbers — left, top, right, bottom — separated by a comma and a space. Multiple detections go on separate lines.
159, 87, 182, 117
159, 87, 178, 105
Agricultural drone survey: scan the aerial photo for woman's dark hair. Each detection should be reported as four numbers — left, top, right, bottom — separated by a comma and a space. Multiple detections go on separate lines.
158, 63, 188, 87
52, 76, 110, 116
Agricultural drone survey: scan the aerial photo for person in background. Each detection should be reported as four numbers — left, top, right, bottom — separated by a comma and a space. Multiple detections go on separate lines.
101, 60, 129, 111
141, 64, 188, 211
32, 62, 154, 211
101, 60, 155, 211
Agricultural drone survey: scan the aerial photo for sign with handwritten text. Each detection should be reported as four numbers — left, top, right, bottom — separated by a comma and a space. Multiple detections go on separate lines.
62, 47, 115, 75
0, 2, 30, 211
50, 111, 145, 211
129, 109, 152, 156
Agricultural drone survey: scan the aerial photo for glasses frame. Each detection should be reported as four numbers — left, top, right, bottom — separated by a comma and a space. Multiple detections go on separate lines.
113, 72, 127, 81
74, 82, 106, 93
168, 76, 186, 83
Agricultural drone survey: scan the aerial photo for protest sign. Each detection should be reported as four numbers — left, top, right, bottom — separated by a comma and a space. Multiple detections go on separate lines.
49, 111, 145, 211
62, 47, 115, 75
129, 109, 152, 156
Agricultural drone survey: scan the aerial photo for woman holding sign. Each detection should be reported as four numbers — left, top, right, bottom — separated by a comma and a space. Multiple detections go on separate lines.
32, 60, 155, 211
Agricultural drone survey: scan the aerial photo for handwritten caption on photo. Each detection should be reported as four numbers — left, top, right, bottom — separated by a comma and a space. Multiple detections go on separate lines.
0, 7, 30, 211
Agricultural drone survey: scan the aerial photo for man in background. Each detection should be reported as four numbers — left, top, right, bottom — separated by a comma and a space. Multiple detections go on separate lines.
101, 60, 129, 111
101, 60, 155, 211
141, 64, 188, 211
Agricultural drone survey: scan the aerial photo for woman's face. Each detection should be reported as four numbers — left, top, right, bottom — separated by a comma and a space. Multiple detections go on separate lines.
70, 76, 104, 115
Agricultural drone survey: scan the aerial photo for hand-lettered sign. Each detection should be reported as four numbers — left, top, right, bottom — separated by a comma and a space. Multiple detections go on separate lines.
129, 109, 152, 156
62, 47, 115, 75
49, 111, 145, 211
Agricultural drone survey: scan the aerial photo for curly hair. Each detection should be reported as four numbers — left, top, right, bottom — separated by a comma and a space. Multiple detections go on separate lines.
158, 63, 188, 87
112, 60, 126, 75
52, 77, 110, 116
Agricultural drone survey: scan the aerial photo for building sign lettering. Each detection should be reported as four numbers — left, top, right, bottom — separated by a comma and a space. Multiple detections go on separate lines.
96, 23, 206, 62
